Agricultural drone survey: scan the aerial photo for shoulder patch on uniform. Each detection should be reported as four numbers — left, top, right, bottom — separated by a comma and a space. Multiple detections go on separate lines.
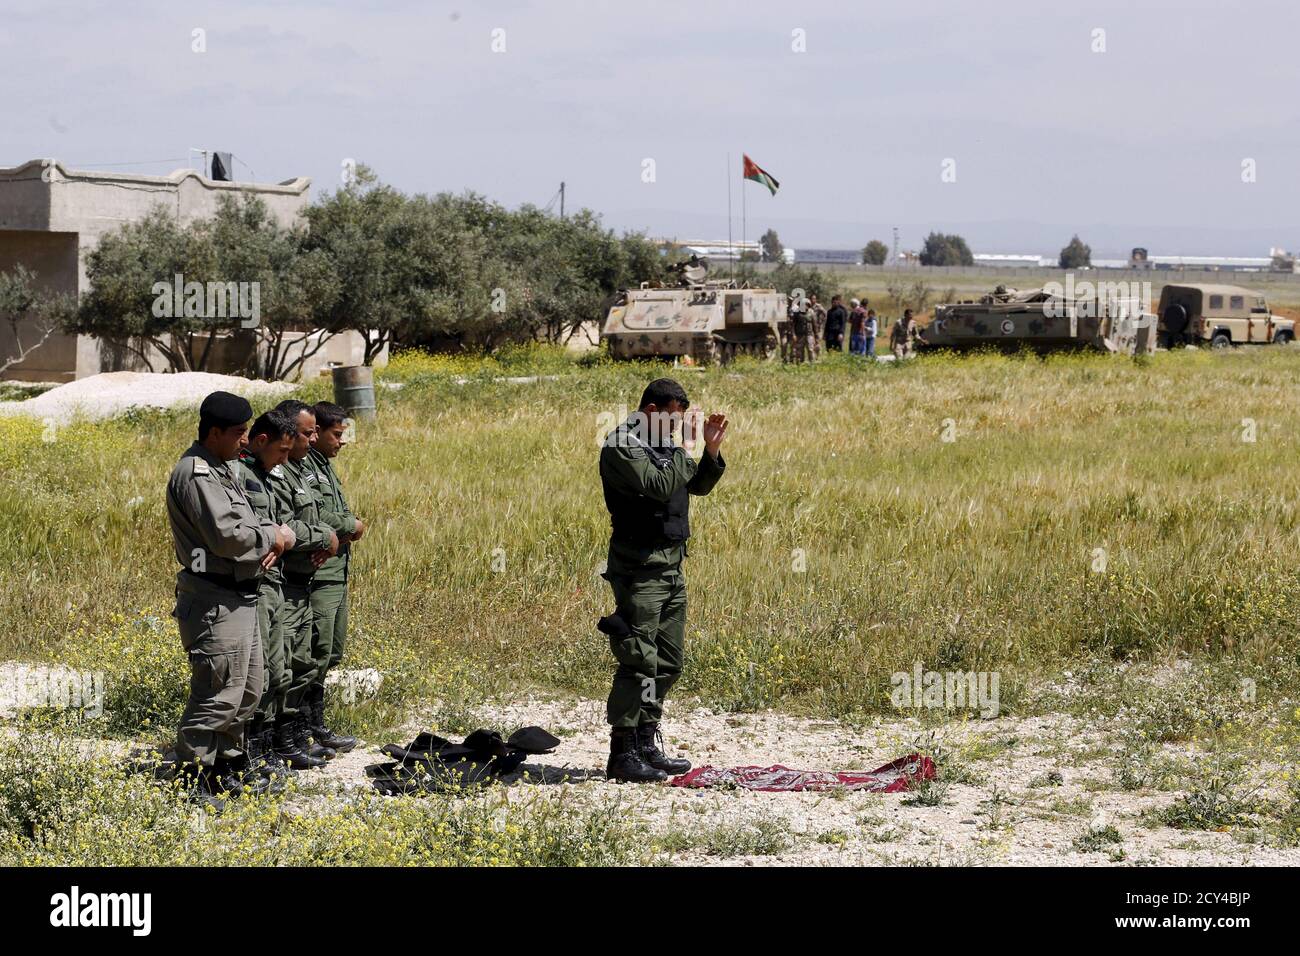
192, 460, 210, 476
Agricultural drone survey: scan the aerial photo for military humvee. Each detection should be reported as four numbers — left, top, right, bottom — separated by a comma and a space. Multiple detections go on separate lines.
601, 257, 786, 364
920, 285, 1156, 355
1157, 283, 1294, 348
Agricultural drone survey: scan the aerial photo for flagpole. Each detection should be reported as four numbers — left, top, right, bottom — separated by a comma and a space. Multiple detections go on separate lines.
741, 164, 747, 270
726, 152, 734, 280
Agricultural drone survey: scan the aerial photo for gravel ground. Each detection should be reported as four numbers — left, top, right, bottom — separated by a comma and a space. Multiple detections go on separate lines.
319, 695, 1300, 867
0, 371, 295, 422
5, 660, 1294, 866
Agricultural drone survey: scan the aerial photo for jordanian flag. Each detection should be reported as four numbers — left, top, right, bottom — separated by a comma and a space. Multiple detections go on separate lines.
743, 154, 780, 196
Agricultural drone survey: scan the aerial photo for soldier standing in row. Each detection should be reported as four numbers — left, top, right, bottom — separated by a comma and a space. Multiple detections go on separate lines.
298, 402, 363, 754
166, 392, 290, 799
274, 399, 341, 767
236, 409, 340, 780
598, 378, 728, 783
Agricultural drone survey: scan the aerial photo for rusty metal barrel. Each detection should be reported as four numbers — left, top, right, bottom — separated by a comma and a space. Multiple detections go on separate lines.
331, 365, 376, 421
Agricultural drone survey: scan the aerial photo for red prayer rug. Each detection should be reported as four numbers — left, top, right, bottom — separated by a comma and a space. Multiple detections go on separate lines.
669, 754, 936, 793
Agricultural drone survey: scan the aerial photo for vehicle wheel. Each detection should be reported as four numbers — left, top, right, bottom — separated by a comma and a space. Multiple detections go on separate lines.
1210, 331, 1232, 349
1162, 304, 1188, 337
1274, 330, 1293, 345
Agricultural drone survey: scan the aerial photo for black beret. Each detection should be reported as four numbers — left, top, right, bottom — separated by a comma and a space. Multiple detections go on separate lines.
199, 390, 253, 426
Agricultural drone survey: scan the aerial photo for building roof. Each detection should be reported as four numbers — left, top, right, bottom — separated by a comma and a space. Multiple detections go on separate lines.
0, 159, 309, 195
1162, 283, 1264, 297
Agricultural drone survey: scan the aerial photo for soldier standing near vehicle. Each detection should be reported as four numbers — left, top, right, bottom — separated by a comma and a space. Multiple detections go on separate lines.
891, 309, 917, 360
790, 293, 816, 363
598, 378, 728, 783
809, 294, 828, 359
274, 400, 341, 767
299, 401, 362, 755
166, 391, 288, 799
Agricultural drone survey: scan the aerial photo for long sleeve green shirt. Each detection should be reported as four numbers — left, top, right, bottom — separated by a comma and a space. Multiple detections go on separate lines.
599, 432, 726, 577
296, 448, 357, 584
236, 453, 335, 584
167, 442, 277, 585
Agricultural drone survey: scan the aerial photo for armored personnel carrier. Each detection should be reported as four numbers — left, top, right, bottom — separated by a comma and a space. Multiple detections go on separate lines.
601, 257, 787, 364
920, 285, 1156, 355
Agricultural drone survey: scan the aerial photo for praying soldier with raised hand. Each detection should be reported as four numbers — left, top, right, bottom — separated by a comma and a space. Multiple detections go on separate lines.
165, 391, 290, 800
598, 378, 729, 783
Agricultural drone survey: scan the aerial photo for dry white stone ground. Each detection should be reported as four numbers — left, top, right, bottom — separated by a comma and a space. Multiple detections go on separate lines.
312, 695, 1300, 867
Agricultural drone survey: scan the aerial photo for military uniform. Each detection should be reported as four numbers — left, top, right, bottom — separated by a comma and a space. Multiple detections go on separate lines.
890, 317, 915, 359
278, 455, 334, 720
166, 442, 278, 768
599, 419, 726, 731
791, 307, 817, 363
811, 302, 827, 359
298, 447, 357, 687
235, 453, 334, 728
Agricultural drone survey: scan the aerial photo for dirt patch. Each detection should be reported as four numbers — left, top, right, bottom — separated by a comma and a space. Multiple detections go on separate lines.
310, 695, 1299, 867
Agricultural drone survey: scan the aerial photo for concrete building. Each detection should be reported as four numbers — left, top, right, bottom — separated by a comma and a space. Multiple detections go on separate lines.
972, 253, 1051, 268
0, 159, 382, 382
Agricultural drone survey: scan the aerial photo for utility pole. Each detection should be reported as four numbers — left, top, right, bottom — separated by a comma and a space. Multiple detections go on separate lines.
891, 226, 900, 265
559, 181, 565, 219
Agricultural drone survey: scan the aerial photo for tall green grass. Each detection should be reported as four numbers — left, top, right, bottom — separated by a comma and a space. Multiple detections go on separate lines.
3, 345, 1300, 725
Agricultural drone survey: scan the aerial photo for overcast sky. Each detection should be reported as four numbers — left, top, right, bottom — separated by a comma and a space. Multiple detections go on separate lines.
4, 0, 1299, 255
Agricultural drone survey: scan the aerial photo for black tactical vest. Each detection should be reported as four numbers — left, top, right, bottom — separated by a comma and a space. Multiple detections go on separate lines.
604, 436, 690, 547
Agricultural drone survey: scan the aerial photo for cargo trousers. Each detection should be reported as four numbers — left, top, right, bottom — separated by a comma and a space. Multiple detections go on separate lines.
254, 582, 288, 725
280, 580, 317, 717
172, 576, 263, 767
605, 570, 687, 729
310, 581, 349, 687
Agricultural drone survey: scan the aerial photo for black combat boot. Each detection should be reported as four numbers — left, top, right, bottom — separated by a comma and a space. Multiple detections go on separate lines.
307, 686, 357, 753
260, 726, 294, 781
295, 713, 336, 762
606, 728, 668, 784
274, 715, 326, 770
245, 718, 267, 772
212, 754, 273, 797
246, 723, 289, 792
636, 722, 691, 776
174, 761, 226, 810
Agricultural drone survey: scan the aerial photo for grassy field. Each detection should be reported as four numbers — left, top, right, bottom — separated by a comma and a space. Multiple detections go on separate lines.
3, 344, 1300, 728
3, 343, 1300, 864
